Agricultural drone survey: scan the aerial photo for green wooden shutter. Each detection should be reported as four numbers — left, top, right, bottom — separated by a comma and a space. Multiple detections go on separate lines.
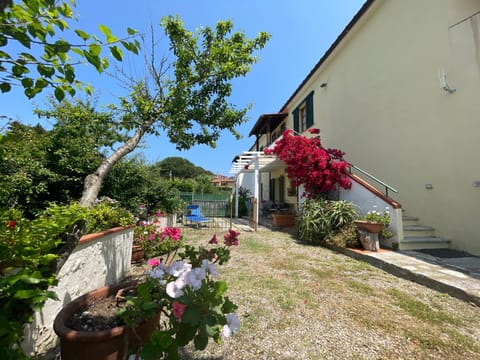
306, 91, 314, 128
293, 107, 299, 132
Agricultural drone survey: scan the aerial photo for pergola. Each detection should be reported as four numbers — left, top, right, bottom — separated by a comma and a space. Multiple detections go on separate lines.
228, 150, 284, 228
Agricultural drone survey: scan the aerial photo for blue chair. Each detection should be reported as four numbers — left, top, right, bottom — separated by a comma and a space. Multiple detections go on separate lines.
185, 205, 210, 227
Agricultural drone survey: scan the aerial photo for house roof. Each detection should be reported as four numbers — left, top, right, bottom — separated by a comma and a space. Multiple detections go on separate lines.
248, 112, 288, 137
279, 0, 376, 113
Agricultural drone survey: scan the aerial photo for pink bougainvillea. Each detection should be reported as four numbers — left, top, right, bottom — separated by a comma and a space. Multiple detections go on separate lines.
264, 129, 351, 197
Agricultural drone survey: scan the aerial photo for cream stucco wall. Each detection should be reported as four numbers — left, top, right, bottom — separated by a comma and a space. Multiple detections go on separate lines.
281, 0, 480, 254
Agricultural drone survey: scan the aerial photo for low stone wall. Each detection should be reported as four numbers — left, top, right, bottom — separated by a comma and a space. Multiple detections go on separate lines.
21, 226, 134, 356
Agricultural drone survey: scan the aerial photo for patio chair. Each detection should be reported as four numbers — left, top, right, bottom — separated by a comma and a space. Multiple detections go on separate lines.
185, 205, 210, 227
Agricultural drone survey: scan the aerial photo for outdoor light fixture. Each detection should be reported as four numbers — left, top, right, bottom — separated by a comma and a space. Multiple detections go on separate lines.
320, 82, 328, 88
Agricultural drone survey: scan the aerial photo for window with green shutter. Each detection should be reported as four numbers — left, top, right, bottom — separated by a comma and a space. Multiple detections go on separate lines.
292, 90, 314, 132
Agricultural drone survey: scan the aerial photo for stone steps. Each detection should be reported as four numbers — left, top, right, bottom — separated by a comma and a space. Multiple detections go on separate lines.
399, 213, 450, 251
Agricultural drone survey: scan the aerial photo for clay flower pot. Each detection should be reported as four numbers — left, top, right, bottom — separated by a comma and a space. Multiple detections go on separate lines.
271, 214, 296, 227
54, 281, 159, 360
131, 245, 145, 264
354, 220, 384, 234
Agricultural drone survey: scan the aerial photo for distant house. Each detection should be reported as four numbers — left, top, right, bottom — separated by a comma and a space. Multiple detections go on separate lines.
211, 174, 235, 188
231, 0, 480, 255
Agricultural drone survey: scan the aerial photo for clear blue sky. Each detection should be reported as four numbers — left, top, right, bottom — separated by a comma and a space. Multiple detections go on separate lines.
1, 0, 366, 175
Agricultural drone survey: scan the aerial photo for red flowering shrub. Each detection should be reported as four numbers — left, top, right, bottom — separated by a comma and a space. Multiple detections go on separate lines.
264, 129, 351, 196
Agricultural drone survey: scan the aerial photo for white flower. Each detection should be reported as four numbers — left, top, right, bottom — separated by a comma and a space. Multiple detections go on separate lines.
221, 313, 240, 338
185, 267, 206, 290
201, 259, 218, 276
168, 260, 192, 277
166, 275, 187, 298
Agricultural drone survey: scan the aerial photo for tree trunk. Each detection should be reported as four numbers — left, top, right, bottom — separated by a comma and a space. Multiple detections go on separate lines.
79, 119, 154, 207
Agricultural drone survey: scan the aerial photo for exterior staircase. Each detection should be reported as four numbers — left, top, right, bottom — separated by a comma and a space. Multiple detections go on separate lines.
400, 214, 450, 250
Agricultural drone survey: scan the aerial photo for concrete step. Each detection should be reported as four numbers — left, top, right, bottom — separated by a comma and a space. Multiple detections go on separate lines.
400, 236, 451, 250
403, 224, 435, 237
402, 215, 419, 226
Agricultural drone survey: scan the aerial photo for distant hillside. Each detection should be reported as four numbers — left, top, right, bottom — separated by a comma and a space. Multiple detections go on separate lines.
153, 157, 214, 179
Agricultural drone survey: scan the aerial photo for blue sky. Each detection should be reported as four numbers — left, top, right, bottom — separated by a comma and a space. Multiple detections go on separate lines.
2, 0, 365, 175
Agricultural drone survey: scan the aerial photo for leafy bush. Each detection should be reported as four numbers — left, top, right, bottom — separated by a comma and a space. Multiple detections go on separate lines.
85, 198, 135, 234
325, 223, 360, 248
297, 199, 358, 245
0, 204, 87, 359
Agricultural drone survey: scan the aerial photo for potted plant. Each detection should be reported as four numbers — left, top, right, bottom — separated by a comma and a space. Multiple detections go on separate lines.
54, 228, 241, 360
271, 204, 297, 227
355, 206, 391, 251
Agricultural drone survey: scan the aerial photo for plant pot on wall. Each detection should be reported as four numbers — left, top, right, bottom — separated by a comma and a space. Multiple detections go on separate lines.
53, 281, 159, 360
354, 220, 384, 234
271, 214, 296, 227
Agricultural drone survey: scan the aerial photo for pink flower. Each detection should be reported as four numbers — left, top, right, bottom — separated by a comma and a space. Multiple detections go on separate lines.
172, 301, 187, 321
148, 258, 160, 267
308, 128, 320, 134
156, 211, 163, 217
209, 234, 218, 245
161, 227, 182, 241
224, 229, 240, 246
148, 232, 156, 241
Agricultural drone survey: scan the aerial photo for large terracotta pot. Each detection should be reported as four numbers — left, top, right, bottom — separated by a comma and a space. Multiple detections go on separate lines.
131, 245, 145, 264
54, 281, 159, 360
271, 214, 296, 227
354, 220, 384, 234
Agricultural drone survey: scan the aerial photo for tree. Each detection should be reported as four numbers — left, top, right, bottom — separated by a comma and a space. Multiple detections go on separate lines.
0, 0, 140, 100
79, 16, 270, 206
154, 157, 212, 179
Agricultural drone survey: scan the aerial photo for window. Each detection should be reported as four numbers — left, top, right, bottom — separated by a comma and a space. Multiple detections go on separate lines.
293, 91, 314, 133
299, 104, 307, 132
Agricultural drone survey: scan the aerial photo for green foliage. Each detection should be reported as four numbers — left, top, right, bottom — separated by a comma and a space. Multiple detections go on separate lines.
297, 199, 358, 245
0, 102, 121, 216
85, 198, 134, 234
0, 200, 134, 357
0, 0, 140, 99
230, 187, 250, 217
114, 16, 270, 152
325, 223, 360, 248
154, 157, 213, 179
134, 219, 184, 259
0, 122, 55, 216
363, 206, 392, 239
0, 204, 86, 359
117, 231, 240, 359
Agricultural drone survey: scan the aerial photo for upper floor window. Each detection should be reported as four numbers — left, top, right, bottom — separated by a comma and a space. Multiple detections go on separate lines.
293, 91, 314, 133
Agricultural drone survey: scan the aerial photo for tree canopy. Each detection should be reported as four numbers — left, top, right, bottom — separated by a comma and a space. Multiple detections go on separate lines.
79, 16, 269, 206
0, 0, 140, 100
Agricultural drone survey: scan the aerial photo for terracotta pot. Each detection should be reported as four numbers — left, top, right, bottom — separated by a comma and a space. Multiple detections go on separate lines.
272, 214, 296, 227
354, 220, 384, 234
131, 245, 145, 263
54, 281, 159, 360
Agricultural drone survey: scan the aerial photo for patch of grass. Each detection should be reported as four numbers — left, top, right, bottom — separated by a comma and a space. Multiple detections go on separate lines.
346, 280, 376, 296
241, 236, 272, 254
444, 328, 480, 353
386, 288, 461, 325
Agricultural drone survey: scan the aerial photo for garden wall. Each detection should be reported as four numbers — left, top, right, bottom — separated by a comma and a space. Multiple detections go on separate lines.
21, 226, 134, 356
